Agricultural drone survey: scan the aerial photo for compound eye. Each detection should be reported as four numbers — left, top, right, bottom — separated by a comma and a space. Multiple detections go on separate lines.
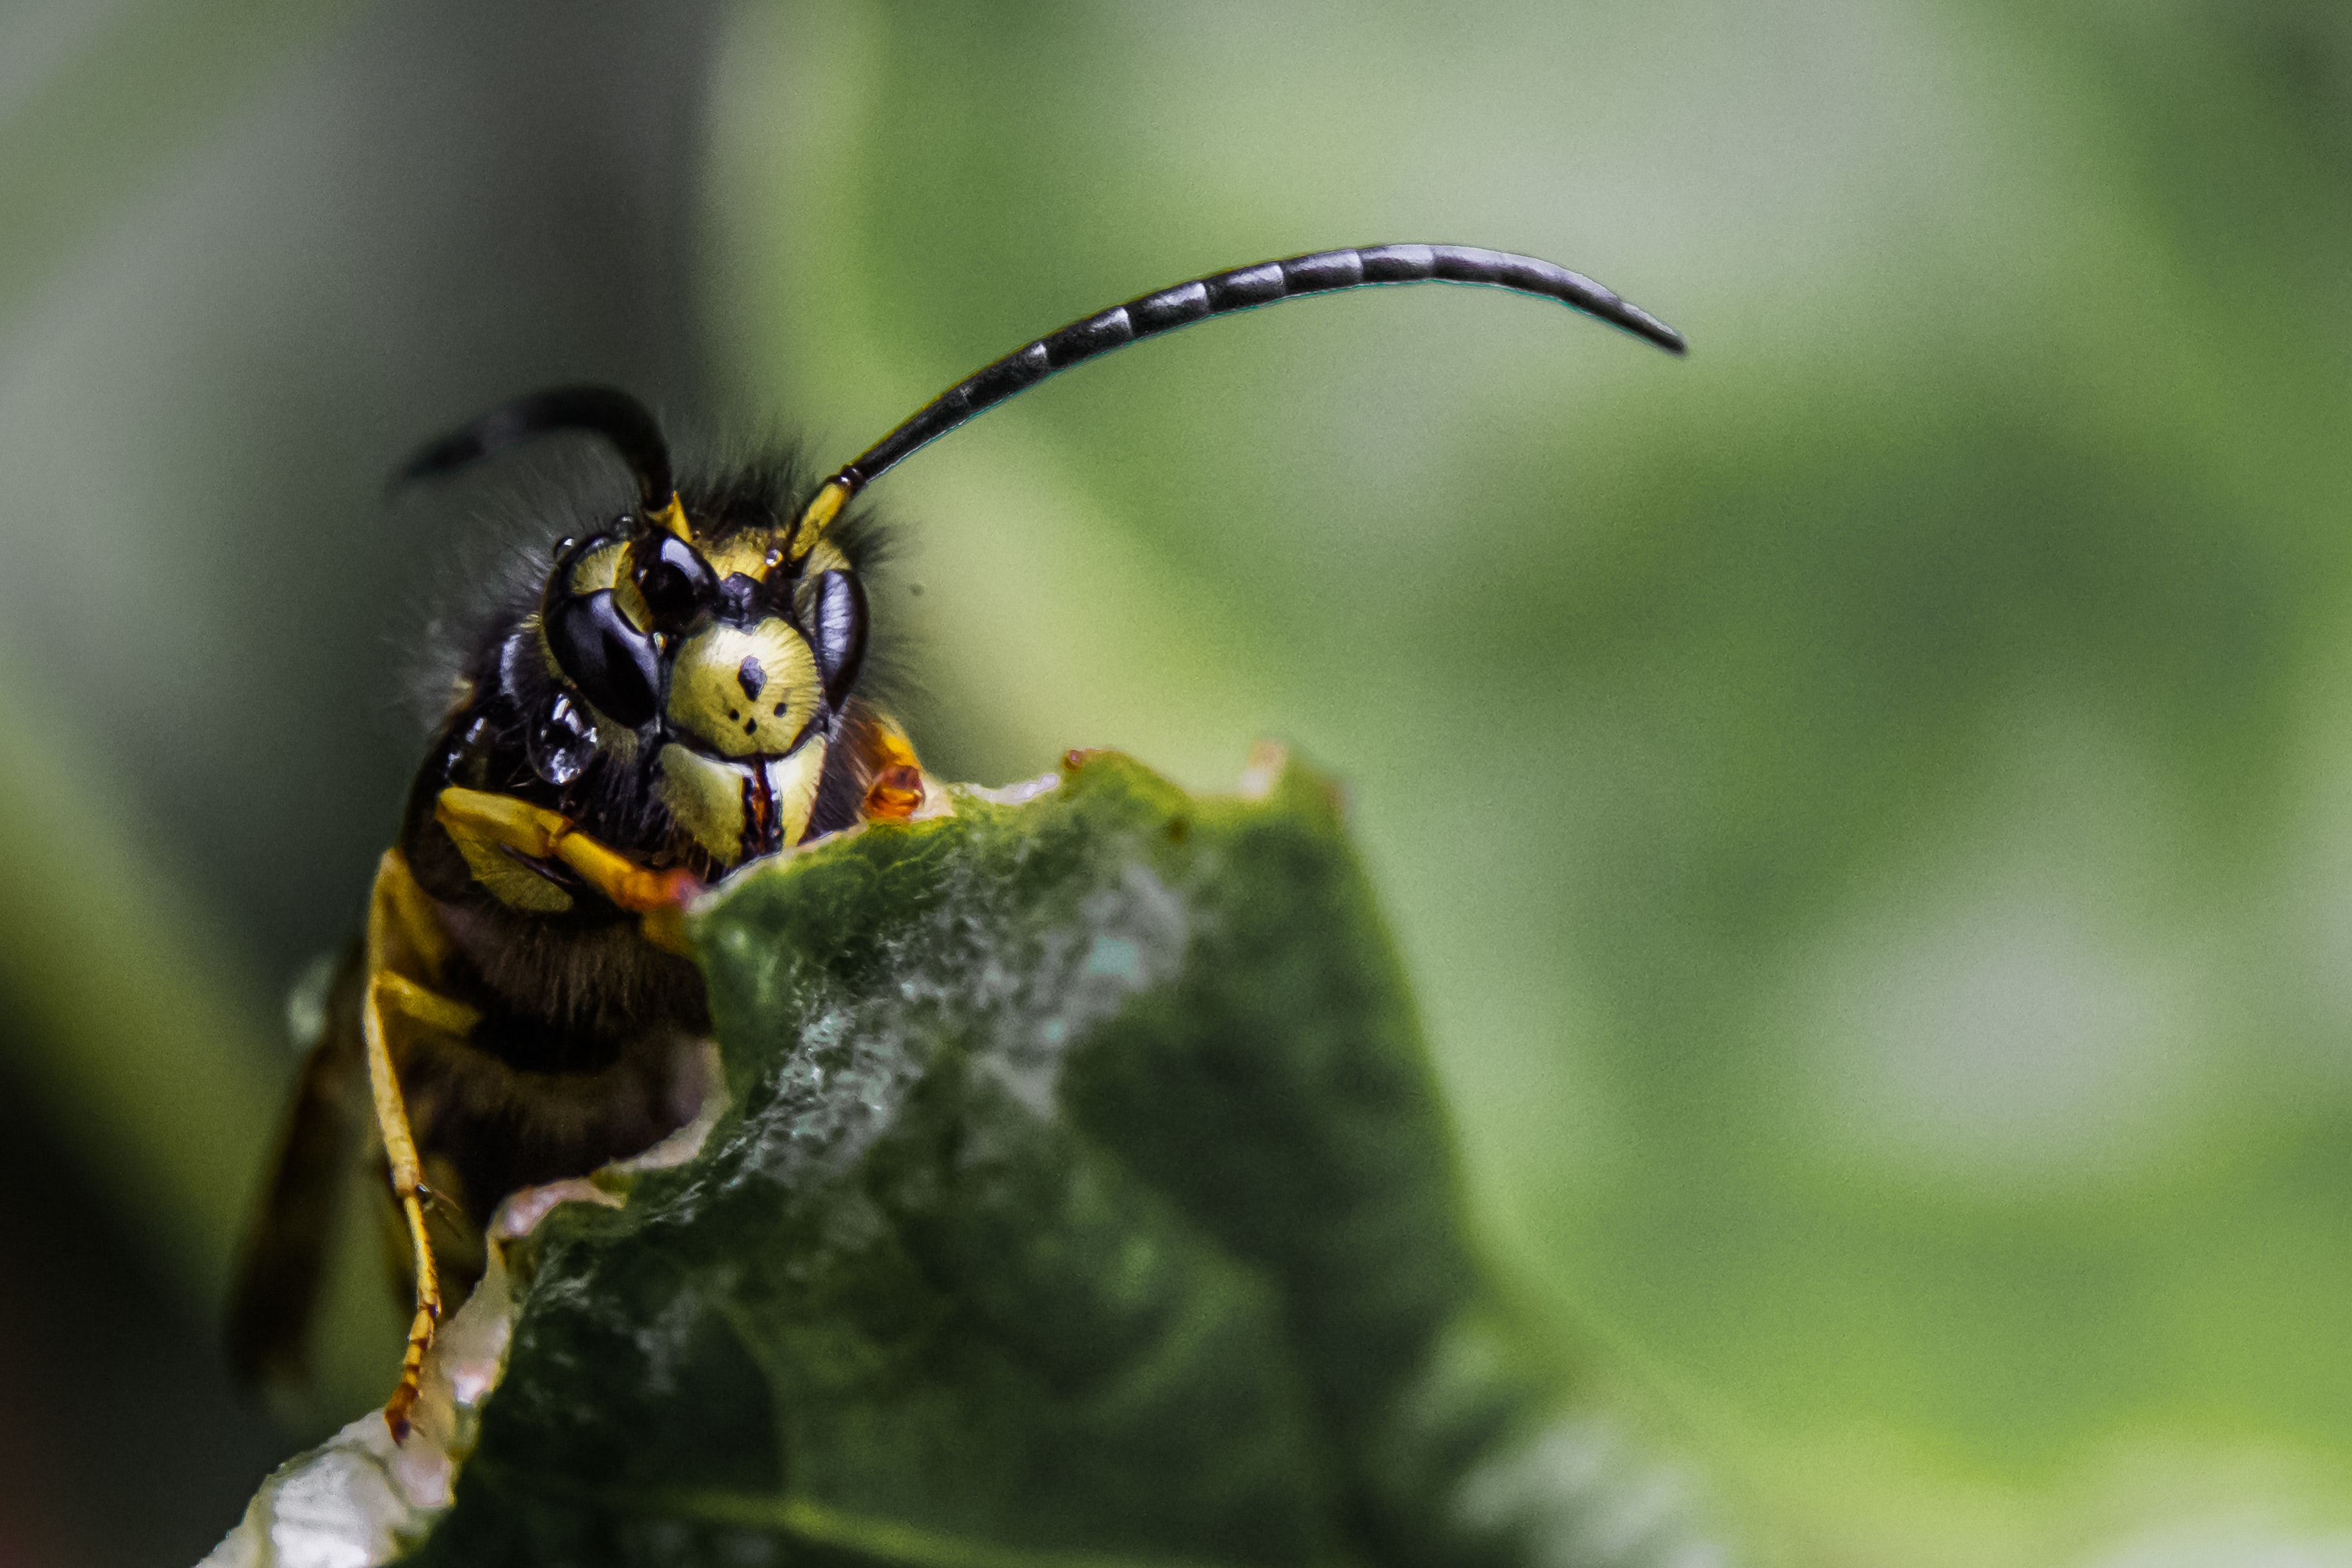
633, 534, 717, 627
545, 590, 660, 728
809, 569, 866, 707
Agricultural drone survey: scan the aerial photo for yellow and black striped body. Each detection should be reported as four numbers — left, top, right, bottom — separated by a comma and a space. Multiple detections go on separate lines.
390, 472, 905, 1229
228, 440, 923, 1421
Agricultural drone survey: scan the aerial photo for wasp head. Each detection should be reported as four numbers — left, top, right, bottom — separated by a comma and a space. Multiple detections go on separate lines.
538, 512, 867, 869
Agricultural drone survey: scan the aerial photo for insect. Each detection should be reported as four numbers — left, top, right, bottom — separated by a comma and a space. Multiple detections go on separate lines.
225, 245, 1684, 1438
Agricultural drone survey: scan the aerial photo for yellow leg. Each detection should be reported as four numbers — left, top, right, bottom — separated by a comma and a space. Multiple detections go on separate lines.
859, 713, 928, 824
365, 979, 437, 1440
378, 969, 481, 1038
359, 852, 483, 1442
437, 787, 700, 943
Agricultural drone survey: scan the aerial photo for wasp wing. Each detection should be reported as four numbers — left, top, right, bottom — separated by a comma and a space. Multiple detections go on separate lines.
224, 941, 368, 1405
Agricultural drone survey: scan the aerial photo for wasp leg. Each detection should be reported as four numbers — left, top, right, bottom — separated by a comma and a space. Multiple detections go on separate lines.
377, 838, 453, 976
858, 713, 928, 824
378, 969, 480, 1038
436, 786, 700, 949
365, 980, 437, 1443
360, 850, 484, 1442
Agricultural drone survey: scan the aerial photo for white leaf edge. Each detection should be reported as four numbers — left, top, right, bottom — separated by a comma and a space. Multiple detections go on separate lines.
198, 1043, 728, 1568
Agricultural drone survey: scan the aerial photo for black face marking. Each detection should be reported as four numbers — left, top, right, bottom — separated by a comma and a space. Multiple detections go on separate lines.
773, 702, 787, 716
737, 656, 767, 702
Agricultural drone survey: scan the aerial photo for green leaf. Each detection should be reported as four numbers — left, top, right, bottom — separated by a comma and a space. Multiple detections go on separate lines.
221, 749, 1737, 1567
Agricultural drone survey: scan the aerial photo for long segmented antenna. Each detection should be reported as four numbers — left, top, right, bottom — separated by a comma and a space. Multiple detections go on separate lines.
790, 243, 1685, 549
397, 385, 693, 541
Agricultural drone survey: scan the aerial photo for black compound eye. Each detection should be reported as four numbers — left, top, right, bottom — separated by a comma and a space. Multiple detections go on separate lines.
545, 590, 660, 728
632, 534, 717, 627
810, 569, 866, 707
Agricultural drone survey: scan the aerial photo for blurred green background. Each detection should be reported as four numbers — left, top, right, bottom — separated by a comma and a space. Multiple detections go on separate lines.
3, 1, 2350, 1563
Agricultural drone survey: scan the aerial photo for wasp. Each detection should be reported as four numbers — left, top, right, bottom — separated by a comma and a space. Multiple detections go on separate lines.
225, 245, 1685, 1438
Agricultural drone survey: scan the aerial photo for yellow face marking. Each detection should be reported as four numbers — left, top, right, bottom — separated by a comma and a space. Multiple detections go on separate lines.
565, 539, 653, 633
667, 618, 821, 758
656, 737, 829, 868
567, 539, 627, 595
765, 739, 828, 852
700, 530, 788, 582
656, 743, 745, 864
